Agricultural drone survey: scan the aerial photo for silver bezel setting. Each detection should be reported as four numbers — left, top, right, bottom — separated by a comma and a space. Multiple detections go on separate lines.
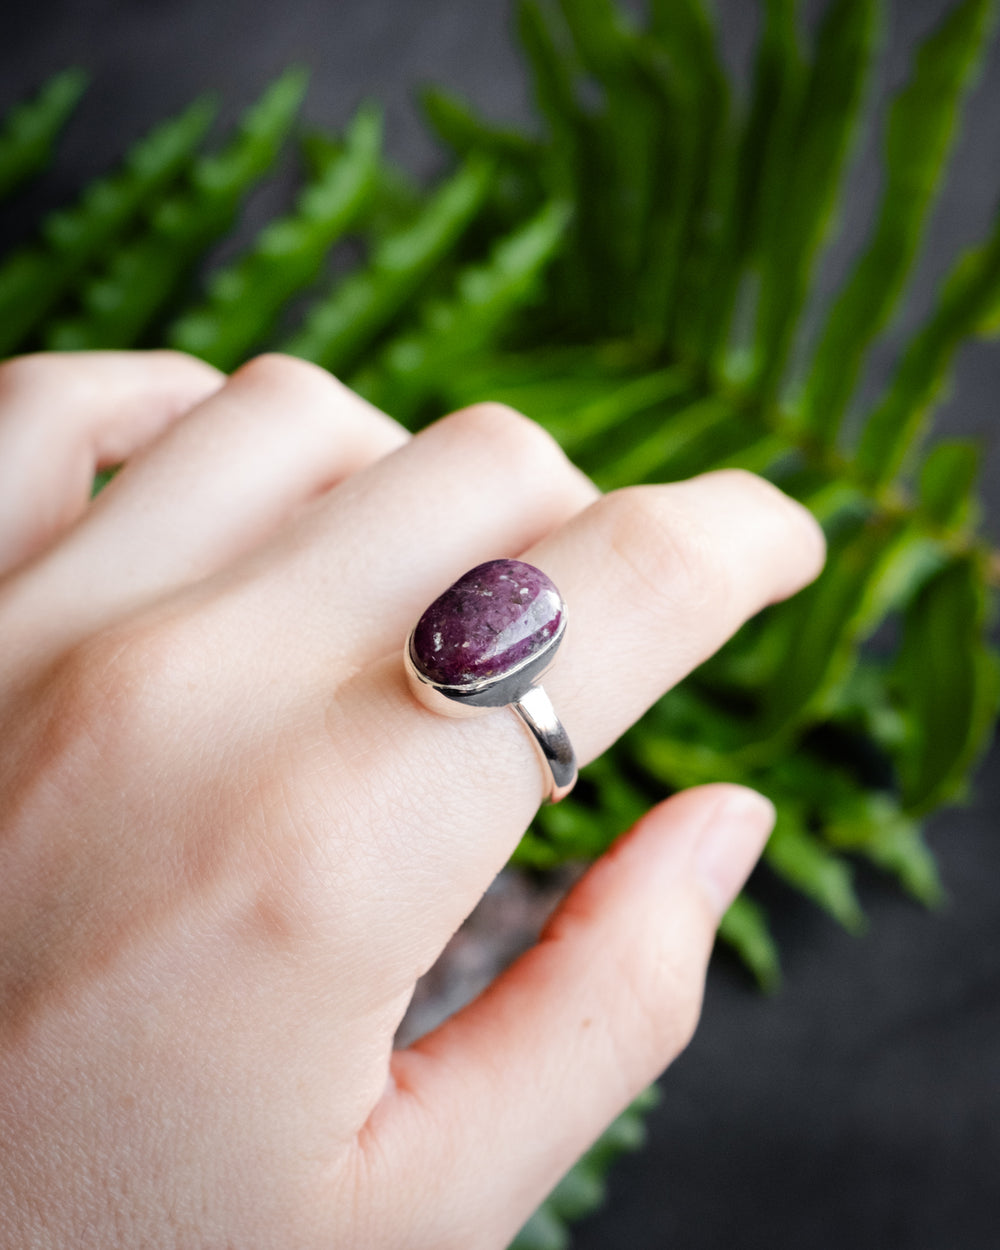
404, 608, 567, 714
403, 595, 576, 803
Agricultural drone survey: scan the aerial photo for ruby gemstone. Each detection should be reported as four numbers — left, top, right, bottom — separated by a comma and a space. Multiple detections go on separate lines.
411, 559, 564, 687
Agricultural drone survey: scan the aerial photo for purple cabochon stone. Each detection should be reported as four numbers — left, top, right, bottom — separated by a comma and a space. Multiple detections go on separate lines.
411, 559, 564, 687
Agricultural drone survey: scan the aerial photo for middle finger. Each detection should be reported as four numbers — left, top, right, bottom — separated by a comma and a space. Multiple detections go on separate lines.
181, 400, 599, 679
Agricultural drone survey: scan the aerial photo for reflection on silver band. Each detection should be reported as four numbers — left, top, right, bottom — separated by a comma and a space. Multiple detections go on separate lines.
510, 684, 577, 804
403, 643, 578, 805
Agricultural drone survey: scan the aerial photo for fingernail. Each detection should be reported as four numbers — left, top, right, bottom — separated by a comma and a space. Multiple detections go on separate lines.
695, 787, 776, 917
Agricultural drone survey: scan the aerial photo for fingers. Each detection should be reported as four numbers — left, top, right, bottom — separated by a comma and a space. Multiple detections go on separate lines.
3, 354, 408, 660
198, 400, 600, 674
524, 471, 826, 764
0, 350, 223, 576
369, 785, 776, 1247
295, 471, 823, 974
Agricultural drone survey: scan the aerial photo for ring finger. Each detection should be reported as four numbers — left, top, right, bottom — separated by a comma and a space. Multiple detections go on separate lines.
284, 468, 825, 984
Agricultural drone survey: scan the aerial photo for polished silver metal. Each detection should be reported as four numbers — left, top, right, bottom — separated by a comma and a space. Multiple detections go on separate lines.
404, 610, 577, 804
508, 684, 576, 803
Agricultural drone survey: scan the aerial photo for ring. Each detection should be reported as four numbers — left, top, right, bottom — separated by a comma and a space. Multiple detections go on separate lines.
404, 559, 577, 804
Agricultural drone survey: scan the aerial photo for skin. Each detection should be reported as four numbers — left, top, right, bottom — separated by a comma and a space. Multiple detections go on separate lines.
0, 350, 825, 1249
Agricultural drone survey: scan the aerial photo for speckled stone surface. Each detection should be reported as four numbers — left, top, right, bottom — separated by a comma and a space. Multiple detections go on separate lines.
411, 559, 563, 687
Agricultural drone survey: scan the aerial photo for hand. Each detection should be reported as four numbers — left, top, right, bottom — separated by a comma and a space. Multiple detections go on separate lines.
0, 351, 824, 1249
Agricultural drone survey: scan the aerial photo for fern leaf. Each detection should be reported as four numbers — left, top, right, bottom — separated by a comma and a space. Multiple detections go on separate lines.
509, 1087, 659, 1250
548, 368, 689, 452
856, 207, 1000, 488
892, 557, 1000, 813
421, 85, 542, 166
45, 67, 308, 351
800, 0, 997, 447
647, 0, 724, 80
693, 0, 805, 373
764, 806, 866, 932
517, 0, 583, 196
624, 0, 731, 350
517, 0, 613, 328
595, 396, 732, 489
0, 68, 88, 202
509, 1205, 569, 1250
642, 0, 732, 357
556, 0, 670, 334
718, 894, 781, 992
168, 103, 381, 370
353, 198, 570, 421
0, 95, 215, 358
825, 792, 944, 907
300, 130, 422, 236
752, 0, 880, 405
918, 437, 983, 532
283, 156, 493, 373
760, 514, 943, 732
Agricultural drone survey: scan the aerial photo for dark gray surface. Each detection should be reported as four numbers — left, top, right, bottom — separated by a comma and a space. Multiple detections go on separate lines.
576, 737, 1000, 1249
2, 2, 999, 1247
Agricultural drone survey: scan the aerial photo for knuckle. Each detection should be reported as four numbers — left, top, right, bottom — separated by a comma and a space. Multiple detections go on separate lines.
231, 351, 338, 400
229, 352, 400, 446
703, 465, 770, 495
700, 467, 827, 585
52, 614, 205, 758
598, 485, 728, 617
0, 351, 224, 438
706, 465, 796, 509
444, 400, 569, 476
704, 466, 802, 529
0, 353, 71, 409
144, 347, 224, 384
0, 619, 202, 863
704, 465, 822, 539
0, 352, 43, 391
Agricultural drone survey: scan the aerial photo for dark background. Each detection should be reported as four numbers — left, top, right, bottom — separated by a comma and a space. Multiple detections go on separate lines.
2, 2, 999, 1246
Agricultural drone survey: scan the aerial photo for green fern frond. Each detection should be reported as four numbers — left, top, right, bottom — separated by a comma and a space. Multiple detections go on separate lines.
284, 155, 493, 373
0, 94, 215, 357
351, 197, 571, 420
45, 67, 308, 351
168, 102, 382, 369
508, 1086, 660, 1250
752, 0, 881, 404
0, 68, 88, 202
800, 0, 998, 445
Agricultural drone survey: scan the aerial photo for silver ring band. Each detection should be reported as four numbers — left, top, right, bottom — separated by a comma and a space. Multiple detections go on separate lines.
510, 686, 577, 804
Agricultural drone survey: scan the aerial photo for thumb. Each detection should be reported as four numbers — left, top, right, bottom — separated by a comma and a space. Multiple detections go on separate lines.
378, 783, 776, 1248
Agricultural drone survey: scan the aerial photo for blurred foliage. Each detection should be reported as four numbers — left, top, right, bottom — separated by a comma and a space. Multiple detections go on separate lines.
508, 1086, 660, 1250
2, 1, 1000, 1244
